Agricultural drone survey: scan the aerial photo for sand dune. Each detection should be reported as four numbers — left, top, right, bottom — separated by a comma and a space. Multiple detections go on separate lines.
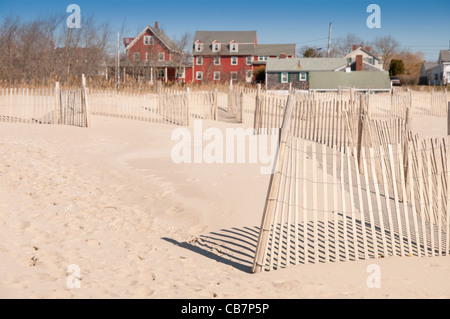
0, 115, 449, 299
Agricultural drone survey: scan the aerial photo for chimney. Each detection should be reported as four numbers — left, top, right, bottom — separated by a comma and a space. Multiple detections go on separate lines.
280, 53, 287, 59
352, 44, 357, 51
355, 55, 363, 71
365, 46, 371, 52
155, 21, 159, 29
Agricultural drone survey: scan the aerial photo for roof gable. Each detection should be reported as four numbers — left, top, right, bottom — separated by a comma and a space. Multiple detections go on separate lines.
126, 26, 181, 53
439, 50, 450, 63
345, 47, 382, 61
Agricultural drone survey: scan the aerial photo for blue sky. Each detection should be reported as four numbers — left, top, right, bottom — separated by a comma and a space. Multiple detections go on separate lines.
1, 0, 449, 61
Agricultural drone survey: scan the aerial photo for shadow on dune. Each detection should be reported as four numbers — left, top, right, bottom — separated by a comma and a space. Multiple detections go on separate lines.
162, 226, 260, 274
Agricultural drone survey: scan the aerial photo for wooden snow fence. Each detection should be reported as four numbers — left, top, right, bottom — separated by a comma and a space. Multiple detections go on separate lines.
252, 94, 449, 273
0, 81, 90, 128
89, 88, 219, 126
228, 88, 244, 123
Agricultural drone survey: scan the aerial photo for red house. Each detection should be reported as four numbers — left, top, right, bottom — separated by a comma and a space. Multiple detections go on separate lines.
123, 22, 191, 83
192, 31, 295, 84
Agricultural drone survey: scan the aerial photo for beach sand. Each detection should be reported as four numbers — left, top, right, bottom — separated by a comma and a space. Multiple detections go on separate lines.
0, 114, 449, 299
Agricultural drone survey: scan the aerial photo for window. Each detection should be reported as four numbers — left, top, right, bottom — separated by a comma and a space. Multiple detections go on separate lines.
281, 72, 288, 83
195, 42, 203, 52
230, 42, 238, 52
214, 56, 220, 65
134, 52, 140, 61
212, 42, 220, 52
158, 53, 165, 61
231, 72, 238, 80
246, 56, 252, 65
299, 72, 307, 81
447, 72, 450, 82
157, 69, 165, 78
231, 57, 238, 65
214, 72, 220, 81
144, 36, 154, 45
196, 71, 203, 80
258, 56, 268, 61
196, 56, 203, 65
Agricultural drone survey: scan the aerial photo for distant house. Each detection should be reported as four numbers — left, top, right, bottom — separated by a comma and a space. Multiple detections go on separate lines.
419, 62, 439, 85
192, 31, 295, 83
265, 57, 348, 90
420, 50, 450, 86
119, 22, 191, 83
265, 56, 391, 92
344, 45, 384, 71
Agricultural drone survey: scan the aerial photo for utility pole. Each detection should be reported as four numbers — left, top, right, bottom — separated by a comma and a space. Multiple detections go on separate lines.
327, 23, 332, 57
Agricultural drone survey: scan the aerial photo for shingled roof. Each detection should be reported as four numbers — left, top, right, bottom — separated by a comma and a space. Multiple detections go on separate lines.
266, 58, 348, 72
126, 26, 182, 53
193, 31, 257, 56
439, 50, 450, 63
309, 71, 391, 91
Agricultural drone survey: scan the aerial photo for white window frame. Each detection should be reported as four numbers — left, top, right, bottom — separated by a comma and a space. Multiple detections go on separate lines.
231, 72, 238, 80
157, 69, 165, 78
214, 71, 220, 81
281, 72, 288, 83
195, 42, 203, 52
212, 42, 221, 52
231, 56, 238, 66
246, 56, 252, 65
196, 71, 203, 80
134, 52, 140, 61
299, 72, 307, 81
213, 56, 220, 65
230, 42, 238, 53
144, 35, 154, 45
196, 56, 203, 65
158, 52, 165, 61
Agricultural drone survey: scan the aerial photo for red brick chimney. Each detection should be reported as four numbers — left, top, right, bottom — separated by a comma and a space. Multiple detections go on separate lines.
352, 44, 357, 51
355, 55, 363, 71
280, 53, 287, 59
365, 46, 371, 52
155, 21, 159, 29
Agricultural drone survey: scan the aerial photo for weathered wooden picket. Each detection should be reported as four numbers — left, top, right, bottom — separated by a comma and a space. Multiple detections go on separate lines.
0, 81, 90, 127
252, 95, 449, 273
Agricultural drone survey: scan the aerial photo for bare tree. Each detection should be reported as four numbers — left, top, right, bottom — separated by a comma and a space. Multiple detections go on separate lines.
373, 35, 399, 70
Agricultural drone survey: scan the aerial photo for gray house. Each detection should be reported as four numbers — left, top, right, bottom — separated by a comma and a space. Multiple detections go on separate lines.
266, 57, 391, 92
265, 57, 348, 90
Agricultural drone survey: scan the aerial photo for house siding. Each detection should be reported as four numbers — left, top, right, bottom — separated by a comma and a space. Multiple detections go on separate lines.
192, 55, 252, 83
266, 72, 309, 90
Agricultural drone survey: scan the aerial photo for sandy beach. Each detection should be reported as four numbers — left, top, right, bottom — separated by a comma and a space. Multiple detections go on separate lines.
0, 115, 449, 299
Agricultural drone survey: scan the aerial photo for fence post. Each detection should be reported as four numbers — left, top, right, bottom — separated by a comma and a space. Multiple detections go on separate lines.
213, 88, 218, 121
252, 94, 295, 273
254, 83, 261, 133
185, 87, 190, 126
81, 74, 91, 128
357, 93, 367, 173
447, 101, 450, 255
239, 91, 244, 123
55, 82, 61, 125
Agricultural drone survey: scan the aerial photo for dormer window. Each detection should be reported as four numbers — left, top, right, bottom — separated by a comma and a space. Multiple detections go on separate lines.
195, 41, 203, 52
230, 41, 238, 53
212, 41, 221, 52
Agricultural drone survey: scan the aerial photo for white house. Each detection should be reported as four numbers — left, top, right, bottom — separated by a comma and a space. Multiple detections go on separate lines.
344, 45, 384, 71
422, 50, 450, 85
